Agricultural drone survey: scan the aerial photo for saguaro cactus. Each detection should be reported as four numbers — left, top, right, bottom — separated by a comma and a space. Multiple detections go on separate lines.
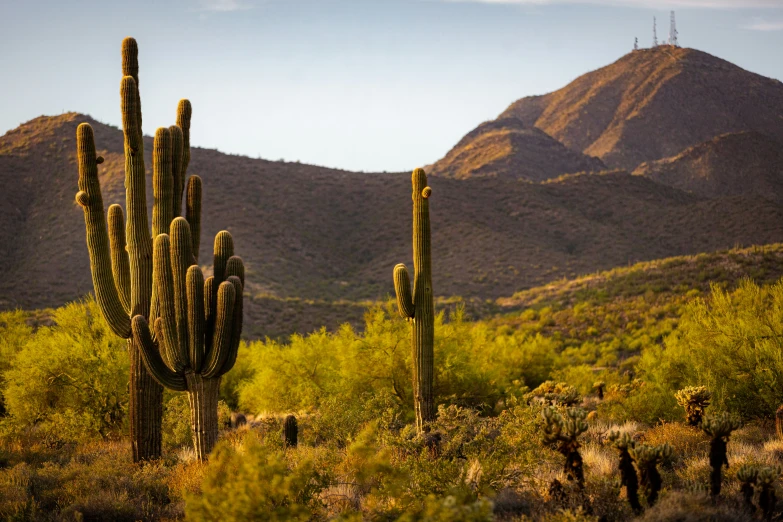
76, 37, 201, 461
393, 168, 435, 433
133, 220, 244, 461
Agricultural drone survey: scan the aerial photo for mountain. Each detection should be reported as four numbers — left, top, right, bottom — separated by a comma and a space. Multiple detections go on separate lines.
500, 46, 783, 170
428, 117, 605, 180
3, 113, 783, 337
633, 131, 783, 201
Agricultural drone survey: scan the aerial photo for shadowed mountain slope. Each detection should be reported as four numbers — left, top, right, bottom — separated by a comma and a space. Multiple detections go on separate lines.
633, 131, 783, 202
3, 113, 783, 336
500, 46, 783, 170
428, 117, 605, 180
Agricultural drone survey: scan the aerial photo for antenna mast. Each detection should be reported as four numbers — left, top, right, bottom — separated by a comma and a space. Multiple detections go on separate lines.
634, 37, 639, 51
669, 11, 679, 47
653, 17, 658, 47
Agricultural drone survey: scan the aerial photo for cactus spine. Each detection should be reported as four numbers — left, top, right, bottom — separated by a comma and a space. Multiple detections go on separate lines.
76, 37, 201, 462
284, 415, 298, 447
133, 222, 244, 461
393, 168, 435, 433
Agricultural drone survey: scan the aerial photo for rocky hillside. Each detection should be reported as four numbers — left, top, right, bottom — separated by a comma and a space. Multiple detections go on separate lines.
500, 46, 783, 170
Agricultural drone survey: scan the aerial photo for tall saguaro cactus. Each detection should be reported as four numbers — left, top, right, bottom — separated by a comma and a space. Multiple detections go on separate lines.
75, 37, 202, 461
393, 168, 435, 433
133, 220, 244, 461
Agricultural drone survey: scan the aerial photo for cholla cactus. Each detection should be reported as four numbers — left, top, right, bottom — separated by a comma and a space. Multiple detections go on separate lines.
701, 412, 740, 497
284, 414, 298, 448
675, 386, 712, 426
527, 381, 581, 406
737, 464, 758, 509
542, 406, 589, 488
756, 466, 780, 520
607, 431, 641, 514
593, 381, 606, 400
630, 443, 672, 507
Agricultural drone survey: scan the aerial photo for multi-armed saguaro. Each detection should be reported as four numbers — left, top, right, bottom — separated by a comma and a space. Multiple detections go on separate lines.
75, 37, 203, 461
393, 168, 435, 433
133, 223, 244, 461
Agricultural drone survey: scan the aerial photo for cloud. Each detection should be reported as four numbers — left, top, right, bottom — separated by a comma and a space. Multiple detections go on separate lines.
743, 19, 783, 30
198, 0, 252, 12
441, 0, 783, 8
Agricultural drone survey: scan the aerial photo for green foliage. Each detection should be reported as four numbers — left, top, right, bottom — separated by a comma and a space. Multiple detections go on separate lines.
1, 298, 128, 442
0, 310, 33, 415
185, 435, 325, 521
638, 280, 783, 419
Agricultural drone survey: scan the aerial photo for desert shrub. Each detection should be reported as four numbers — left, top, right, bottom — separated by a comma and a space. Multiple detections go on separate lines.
185, 435, 327, 521
1, 298, 128, 443
163, 393, 193, 451
396, 492, 494, 521
219, 341, 255, 410
0, 310, 33, 416
638, 280, 783, 419
639, 490, 753, 521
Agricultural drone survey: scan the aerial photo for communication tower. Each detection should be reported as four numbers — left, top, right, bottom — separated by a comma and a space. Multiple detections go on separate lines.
653, 17, 658, 47
669, 11, 679, 47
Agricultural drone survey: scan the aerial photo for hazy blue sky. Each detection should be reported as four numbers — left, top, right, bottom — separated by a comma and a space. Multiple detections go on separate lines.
2, 0, 783, 171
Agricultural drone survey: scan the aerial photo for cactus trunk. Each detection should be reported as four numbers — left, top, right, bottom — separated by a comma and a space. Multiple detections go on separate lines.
284, 415, 298, 447
393, 169, 435, 433
128, 339, 163, 461
186, 373, 221, 460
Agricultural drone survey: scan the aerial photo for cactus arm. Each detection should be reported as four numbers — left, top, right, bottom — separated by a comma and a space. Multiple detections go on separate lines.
187, 265, 205, 373
171, 217, 193, 368
204, 275, 217, 353
202, 281, 236, 378
120, 75, 153, 319
176, 99, 192, 206
121, 37, 142, 135
225, 256, 245, 287
218, 275, 244, 377
212, 230, 234, 285
75, 123, 131, 339
186, 176, 202, 263
169, 125, 184, 218
107, 204, 132, 315
393, 264, 414, 318
152, 128, 174, 238
132, 315, 187, 392
152, 234, 183, 372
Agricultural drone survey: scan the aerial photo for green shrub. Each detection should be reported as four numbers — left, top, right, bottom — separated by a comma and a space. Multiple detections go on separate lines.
185, 435, 326, 521
638, 280, 783, 419
1, 298, 128, 442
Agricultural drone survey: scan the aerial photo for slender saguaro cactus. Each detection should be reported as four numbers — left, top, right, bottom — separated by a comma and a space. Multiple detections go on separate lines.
132, 220, 244, 461
393, 168, 435, 433
75, 37, 201, 461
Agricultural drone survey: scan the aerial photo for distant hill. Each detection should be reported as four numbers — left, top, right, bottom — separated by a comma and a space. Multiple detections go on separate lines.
3, 113, 783, 338
633, 131, 783, 202
500, 46, 783, 170
428, 117, 605, 180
